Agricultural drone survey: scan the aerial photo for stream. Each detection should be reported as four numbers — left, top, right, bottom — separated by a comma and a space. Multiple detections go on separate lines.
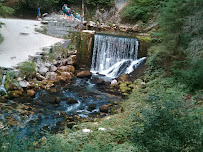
0, 78, 121, 137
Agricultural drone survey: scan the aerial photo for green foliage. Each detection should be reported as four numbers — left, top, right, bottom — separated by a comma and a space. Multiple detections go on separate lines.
4, 71, 20, 90
173, 59, 203, 92
0, 2, 14, 17
0, 127, 38, 152
184, 10, 203, 59
19, 61, 36, 80
132, 92, 203, 152
86, 0, 114, 7
145, 0, 203, 93
16, 0, 60, 10
0, 33, 3, 43
158, 0, 203, 52
123, 0, 168, 22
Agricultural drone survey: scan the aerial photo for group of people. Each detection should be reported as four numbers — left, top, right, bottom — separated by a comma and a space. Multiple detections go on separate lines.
62, 4, 81, 20
36, 4, 81, 21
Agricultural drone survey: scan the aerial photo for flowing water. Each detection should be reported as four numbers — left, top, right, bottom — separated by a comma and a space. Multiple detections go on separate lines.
91, 34, 146, 78
0, 78, 120, 137
0, 75, 7, 95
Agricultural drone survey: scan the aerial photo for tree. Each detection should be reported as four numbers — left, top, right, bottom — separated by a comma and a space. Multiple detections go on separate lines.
0, 2, 14, 17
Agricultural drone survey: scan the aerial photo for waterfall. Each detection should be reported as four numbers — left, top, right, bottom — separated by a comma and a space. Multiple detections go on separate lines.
91, 34, 146, 78
0, 75, 7, 95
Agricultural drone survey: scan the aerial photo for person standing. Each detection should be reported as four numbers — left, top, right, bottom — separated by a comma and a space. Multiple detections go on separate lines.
66, 7, 71, 20
37, 7, 41, 20
62, 4, 67, 17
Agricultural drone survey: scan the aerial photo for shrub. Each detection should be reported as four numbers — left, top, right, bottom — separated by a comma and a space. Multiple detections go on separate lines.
19, 61, 36, 80
173, 59, 203, 92
123, 0, 167, 22
0, 126, 38, 152
4, 71, 20, 90
0, 2, 14, 17
0, 33, 3, 43
132, 92, 203, 152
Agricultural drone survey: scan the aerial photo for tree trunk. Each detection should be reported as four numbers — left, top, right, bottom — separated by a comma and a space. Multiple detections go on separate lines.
82, 0, 84, 21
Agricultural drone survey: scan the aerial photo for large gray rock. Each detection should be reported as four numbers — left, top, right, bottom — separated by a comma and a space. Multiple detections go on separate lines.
45, 72, 57, 80
38, 66, 49, 75
19, 80, 29, 88
36, 73, 46, 81
50, 65, 57, 72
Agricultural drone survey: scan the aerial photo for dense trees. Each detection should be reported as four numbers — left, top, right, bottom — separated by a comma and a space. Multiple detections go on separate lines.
0, 2, 14, 17
123, 0, 168, 22
144, 0, 203, 92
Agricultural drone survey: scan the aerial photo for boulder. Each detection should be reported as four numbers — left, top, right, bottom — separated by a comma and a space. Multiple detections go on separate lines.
67, 55, 76, 65
40, 94, 60, 104
57, 72, 73, 82
66, 122, 77, 129
76, 71, 92, 78
88, 103, 97, 111
50, 65, 57, 72
132, 24, 140, 32
117, 74, 129, 82
119, 25, 129, 32
66, 98, 78, 104
8, 90, 23, 98
38, 66, 49, 75
99, 104, 112, 113
36, 73, 46, 81
57, 65, 75, 73
100, 24, 111, 30
45, 72, 57, 80
27, 89, 35, 96
19, 80, 29, 88
111, 79, 118, 85
97, 78, 105, 85
44, 63, 52, 68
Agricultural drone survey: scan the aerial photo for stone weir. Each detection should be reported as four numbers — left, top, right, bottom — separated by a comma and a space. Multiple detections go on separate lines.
42, 14, 83, 38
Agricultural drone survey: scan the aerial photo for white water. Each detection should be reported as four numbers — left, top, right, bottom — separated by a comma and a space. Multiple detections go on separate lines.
91, 34, 146, 78
0, 75, 7, 95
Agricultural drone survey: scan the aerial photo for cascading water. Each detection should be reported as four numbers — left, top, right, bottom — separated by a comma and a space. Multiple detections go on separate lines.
91, 34, 146, 78
0, 75, 7, 96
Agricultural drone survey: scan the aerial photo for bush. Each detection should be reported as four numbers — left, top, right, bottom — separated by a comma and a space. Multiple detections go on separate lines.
132, 92, 203, 152
0, 127, 38, 152
4, 71, 20, 90
19, 61, 36, 80
0, 33, 3, 43
85, 0, 114, 7
123, 0, 167, 22
0, 2, 14, 17
173, 59, 203, 92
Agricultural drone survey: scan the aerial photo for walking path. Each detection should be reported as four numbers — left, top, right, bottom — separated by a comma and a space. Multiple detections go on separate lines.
0, 18, 63, 68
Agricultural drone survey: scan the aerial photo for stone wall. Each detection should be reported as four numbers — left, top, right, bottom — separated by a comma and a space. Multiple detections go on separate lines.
43, 14, 83, 38
72, 31, 94, 70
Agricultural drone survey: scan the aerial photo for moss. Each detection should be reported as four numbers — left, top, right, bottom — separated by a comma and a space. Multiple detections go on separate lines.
119, 81, 133, 95
137, 36, 152, 44
71, 31, 94, 68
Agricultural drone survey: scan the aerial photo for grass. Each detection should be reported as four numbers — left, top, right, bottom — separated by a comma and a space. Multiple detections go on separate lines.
0, 33, 3, 43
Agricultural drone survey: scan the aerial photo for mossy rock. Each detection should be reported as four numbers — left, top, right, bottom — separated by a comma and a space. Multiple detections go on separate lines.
137, 36, 152, 44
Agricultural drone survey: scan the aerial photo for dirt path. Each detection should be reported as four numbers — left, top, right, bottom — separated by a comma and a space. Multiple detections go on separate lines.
0, 18, 63, 68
